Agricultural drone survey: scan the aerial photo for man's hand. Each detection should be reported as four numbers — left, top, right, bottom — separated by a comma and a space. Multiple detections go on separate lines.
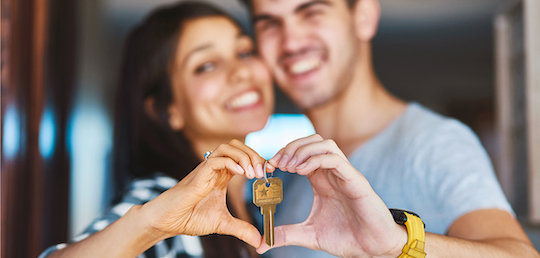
257, 134, 407, 257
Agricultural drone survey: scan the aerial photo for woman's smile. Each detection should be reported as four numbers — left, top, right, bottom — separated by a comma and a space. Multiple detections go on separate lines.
225, 88, 263, 111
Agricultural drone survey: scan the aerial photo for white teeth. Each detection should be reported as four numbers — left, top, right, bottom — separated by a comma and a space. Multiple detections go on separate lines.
228, 91, 260, 109
289, 58, 321, 74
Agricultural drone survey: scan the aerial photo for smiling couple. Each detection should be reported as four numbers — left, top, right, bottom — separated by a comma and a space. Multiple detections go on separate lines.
40, 0, 537, 258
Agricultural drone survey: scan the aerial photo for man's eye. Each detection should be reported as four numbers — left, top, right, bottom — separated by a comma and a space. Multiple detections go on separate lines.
257, 20, 280, 33
195, 62, 215, 74
305, 9, 324, 18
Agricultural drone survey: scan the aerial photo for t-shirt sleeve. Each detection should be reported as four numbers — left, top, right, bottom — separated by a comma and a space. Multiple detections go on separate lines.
416, 120, 513, 234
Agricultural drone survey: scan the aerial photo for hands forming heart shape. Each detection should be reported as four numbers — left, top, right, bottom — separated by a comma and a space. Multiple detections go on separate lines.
139, 134, 405, 258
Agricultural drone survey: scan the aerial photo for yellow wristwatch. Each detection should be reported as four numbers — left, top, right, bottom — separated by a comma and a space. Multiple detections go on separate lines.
390, 209, 426, 258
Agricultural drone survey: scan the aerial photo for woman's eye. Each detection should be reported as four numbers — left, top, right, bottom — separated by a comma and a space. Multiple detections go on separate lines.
195, 62, 215, 74
238, 50, 255, 60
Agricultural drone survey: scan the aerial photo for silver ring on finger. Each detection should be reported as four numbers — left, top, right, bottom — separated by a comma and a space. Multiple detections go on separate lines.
204, 151, 212, 161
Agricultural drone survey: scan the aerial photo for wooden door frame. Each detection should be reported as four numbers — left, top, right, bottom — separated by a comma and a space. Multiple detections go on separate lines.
1, 0, 76, 256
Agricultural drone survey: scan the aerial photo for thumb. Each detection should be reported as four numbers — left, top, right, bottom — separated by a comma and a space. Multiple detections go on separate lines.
217, 216, 263, 248
256, 223, 317, 254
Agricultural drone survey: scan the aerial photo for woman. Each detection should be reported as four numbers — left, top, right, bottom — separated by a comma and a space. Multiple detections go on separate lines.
41, 2, 275, 257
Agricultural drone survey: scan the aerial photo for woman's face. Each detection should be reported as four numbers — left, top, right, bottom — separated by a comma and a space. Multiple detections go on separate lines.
168, 16, 274, 141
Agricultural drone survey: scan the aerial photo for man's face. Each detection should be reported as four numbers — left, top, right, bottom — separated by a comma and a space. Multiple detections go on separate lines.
252, 0, 359, 109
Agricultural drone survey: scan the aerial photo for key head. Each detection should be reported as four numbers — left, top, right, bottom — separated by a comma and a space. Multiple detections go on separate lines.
253, 178, 283, 207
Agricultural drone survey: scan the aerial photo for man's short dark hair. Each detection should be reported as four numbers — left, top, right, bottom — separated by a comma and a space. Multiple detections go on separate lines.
239, 0, 358, 11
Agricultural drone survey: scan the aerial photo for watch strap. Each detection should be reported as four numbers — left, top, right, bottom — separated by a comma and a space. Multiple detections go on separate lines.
390, 209, 426, 258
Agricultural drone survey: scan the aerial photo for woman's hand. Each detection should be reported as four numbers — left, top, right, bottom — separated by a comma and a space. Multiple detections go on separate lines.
138, 139, 272, 248
257, 134, 406, 258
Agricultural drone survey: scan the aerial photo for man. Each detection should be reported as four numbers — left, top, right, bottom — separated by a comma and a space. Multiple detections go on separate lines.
240, 0, 539, 257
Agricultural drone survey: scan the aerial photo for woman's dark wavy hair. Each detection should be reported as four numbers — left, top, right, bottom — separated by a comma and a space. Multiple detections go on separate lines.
113, 2, 256, 257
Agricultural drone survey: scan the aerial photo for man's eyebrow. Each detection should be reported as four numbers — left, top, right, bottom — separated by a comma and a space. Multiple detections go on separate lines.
253, 0, 331, 24
253, 14, 274, 25
295, 0, 331, 13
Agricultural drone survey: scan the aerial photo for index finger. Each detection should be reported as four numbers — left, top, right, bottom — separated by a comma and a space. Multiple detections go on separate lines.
268, 134, 324, 168
228, 139, 272, 178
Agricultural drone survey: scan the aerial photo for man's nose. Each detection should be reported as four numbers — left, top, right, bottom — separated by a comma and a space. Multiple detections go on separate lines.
281, 20, 308, 54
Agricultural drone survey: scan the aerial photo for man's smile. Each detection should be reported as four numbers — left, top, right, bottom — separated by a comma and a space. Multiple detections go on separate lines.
287, 56, 321, 75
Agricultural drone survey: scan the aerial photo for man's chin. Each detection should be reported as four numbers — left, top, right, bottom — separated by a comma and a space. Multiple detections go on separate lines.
289, 95, 326, 111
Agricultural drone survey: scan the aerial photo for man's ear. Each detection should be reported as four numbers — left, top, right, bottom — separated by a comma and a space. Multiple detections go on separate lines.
144, 97, 184, 130
353, 0, 381, 42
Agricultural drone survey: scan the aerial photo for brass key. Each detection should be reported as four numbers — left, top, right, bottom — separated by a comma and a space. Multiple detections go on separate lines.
253, 177, 283, 246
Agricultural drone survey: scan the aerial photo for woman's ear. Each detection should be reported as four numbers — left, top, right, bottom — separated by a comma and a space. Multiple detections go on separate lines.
353, 0, 381, 42
144, 97, 159, 121
144, 97, 184, 130
167, 104, 185, 131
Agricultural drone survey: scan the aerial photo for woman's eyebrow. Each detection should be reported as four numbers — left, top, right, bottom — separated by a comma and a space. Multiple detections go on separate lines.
236, 31, 246, 39
182, 43, 213, 66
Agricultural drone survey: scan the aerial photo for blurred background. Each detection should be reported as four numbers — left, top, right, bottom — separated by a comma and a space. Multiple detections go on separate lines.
2, 0, 539, 257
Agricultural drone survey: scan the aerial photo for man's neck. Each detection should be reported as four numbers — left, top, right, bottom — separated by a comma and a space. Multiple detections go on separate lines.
305, 68, 407, 156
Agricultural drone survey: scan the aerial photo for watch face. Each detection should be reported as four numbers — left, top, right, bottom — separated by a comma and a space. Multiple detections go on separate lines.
389, 209, 407, 225
389, 209, 425, 228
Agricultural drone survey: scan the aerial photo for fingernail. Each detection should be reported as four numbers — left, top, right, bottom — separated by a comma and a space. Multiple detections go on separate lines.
296, 162, 307, 170
266, 163, 275, 172
236, 164, 245, 174
248, 164, 255, 178
256, 164, 263, 178
278, 155, 289, 168
269, 153, 281, 164
286, 157, 297, 168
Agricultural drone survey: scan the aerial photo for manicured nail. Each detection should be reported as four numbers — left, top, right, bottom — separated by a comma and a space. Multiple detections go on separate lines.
266, 163, 275, 172
278, 155, 289, 168
248, 164, 255, 178
286, 157, 297, 168
236, 164, 245, 174
296, 162, 307, 170
256, 164, 263, 178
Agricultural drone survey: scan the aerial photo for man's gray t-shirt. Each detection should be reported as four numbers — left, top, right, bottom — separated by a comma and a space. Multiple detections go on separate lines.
262, 102, 513, 258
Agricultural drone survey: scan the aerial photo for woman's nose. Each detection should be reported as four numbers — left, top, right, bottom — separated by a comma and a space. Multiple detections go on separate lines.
229, 60, 251, 84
